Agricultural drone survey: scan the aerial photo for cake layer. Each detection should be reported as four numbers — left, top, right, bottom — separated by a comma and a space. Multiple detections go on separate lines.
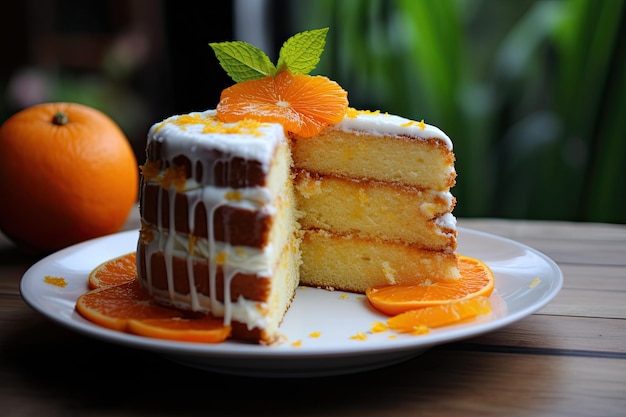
140, 183, 274, 248
138, 244, 271, 302
137, 112, 299, 343
294, 170, 456, 250
291, 112, 456, 191
144, 144, 268, 188
144, 110, 286, 189
138, 175, 298, 298
138, 234, 300, 344
299, 229, 460, 293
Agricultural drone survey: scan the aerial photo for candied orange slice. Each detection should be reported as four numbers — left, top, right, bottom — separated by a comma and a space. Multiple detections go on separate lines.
366, 255, 495, 316
216, 70, 348, 137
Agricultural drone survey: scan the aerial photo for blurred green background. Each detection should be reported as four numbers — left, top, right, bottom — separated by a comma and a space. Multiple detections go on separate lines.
1, 0, 624, 223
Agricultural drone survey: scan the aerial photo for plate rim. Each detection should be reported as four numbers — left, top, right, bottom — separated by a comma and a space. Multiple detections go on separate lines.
19, 226, 564, 361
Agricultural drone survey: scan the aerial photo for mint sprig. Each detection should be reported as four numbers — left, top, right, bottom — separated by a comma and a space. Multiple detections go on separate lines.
209, 41, 276, 82
209, 28, 329, 83
276, 27, 328, 75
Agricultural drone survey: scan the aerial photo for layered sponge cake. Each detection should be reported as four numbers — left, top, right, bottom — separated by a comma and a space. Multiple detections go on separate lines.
293, 109, 458, 293
137, 111, 299, 344
136, 28, 458, 344
137, 108, 457, 343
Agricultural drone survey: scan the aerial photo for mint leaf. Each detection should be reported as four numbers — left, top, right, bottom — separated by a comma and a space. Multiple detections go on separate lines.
209, 41, 276, 82
277, 27, 329, 75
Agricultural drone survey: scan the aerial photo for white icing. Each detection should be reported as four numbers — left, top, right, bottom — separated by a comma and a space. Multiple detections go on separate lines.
143, 227, 274, 275
335, 111, 453, 150
149, 287, 269, 331
144, 180, 275, 213
435, 212, 457, 231
149, 109, 285, 171
429, 190, 454, 207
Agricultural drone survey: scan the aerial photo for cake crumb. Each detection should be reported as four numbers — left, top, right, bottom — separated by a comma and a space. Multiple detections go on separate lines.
381, 262, 397, 284
529, 277, 541, 288
358, 188, 368, 204
339, 294, 349, 300
309, 331, 322, 338
44, 276, 67, 288
291, 340, 302, 348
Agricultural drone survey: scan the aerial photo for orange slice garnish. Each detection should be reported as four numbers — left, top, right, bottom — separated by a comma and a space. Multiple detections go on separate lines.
216, 70, 348, 137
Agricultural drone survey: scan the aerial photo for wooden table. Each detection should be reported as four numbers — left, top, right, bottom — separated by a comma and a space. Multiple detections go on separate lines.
1, 213, 625, 417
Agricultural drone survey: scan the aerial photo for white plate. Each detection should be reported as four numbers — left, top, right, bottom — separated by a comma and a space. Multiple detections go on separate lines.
20, 227, 562, 378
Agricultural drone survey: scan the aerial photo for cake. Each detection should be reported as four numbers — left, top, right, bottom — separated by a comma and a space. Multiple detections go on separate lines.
293, 109, 457, 293
136, 28, 458, 344
137, 112, 300, 344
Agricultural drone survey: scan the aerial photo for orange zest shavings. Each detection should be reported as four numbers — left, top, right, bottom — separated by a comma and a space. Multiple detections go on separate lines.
44, 276, 67, 287
349, 331, 368, 341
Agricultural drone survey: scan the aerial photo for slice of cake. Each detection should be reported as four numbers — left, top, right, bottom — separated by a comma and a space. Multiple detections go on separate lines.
136, 28, 458, 344
137, 111, 300, 344
293, 109, 458, 293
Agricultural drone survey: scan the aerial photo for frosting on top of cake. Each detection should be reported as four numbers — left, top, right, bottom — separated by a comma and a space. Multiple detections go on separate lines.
336, 109, 453, 150
149, 110, 286, 169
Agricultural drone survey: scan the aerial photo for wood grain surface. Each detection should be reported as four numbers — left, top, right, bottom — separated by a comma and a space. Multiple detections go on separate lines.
1, 212, 625, 417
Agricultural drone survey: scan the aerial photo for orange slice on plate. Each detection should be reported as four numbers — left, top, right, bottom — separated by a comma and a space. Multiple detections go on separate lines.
366, 255, 495, 316
386, 296, 493, 334
79, 257, 232, 343
76, 280, 183, 332
128, 317, 231, 343
88, 252, 137, 289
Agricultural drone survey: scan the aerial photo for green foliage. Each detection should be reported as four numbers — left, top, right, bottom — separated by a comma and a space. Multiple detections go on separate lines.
288, 0, 625, 223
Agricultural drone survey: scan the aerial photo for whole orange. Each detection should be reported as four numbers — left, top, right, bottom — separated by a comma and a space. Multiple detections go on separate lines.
0, 102, 138, 254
